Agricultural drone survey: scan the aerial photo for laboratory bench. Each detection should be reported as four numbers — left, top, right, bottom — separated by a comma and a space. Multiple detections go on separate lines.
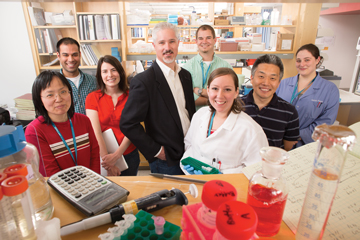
337, 89, 360, 126
51, 174, 295, 240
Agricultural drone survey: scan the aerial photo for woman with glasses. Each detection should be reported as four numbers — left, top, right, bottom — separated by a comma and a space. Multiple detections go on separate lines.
25, 70, 100, 177
85, 55, 140, 176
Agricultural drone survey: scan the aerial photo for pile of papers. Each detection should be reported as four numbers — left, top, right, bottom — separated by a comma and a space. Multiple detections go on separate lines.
14, 93, 35, 120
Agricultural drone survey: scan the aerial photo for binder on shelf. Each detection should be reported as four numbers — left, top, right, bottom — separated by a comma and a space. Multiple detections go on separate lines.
111, 14, 120, 40
44, 29, 53, 53
78, 15, 84, 40
90, 45, 102, 60
83, 15, 89, 40
85, 44, 98, 65
103, 15, 112, 40
94, 15, 107, 40
81, 44, 94, 66
80, 45, 91, 66
88, 15, 96, 40
28, 6, 46, 26
34, 29, 44, 53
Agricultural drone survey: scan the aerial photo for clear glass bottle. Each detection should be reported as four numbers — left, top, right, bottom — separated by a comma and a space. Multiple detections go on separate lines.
1, 175, 37, 240
0, 125, 54, 222
296, 124, 356, 240
247, 146, 289, 237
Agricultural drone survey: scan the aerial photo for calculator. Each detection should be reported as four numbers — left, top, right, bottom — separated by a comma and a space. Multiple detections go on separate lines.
47, 166, 129, 216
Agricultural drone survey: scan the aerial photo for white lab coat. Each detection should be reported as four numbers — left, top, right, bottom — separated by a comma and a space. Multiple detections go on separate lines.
182, 107, 268, 174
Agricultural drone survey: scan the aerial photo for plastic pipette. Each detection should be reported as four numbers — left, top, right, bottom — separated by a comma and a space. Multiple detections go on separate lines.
61, 188, 188, 236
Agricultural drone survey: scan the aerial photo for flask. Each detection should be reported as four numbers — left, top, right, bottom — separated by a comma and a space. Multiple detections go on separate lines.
247, 146, 289, 237
296, 124, 356, 240
0, 125, 54, 222
1, 175, 37, 240
214, 200, 258, 240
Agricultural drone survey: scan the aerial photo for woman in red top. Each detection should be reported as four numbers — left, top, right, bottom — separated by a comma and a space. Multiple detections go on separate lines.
85, 55, 139, 176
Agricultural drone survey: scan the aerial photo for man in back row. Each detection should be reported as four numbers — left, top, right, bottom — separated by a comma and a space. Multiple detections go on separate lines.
241, 54, 300, 151
56, 37, 96, 115
183, 25, 232, 110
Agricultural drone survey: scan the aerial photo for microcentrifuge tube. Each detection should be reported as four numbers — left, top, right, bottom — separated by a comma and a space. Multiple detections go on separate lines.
152, 216, 165, 235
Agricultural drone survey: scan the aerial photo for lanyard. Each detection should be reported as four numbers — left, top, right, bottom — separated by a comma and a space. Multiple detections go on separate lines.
207, 111, 216, 137
290, 74, 317, 104
51, 118, 78, 166
201, 62, 212, 89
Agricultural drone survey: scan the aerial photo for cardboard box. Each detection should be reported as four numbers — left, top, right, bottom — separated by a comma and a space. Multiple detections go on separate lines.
219, 42, 238, 52
276, 33, 294, 51
247, 33, 262, 44
214, 19, 230, 25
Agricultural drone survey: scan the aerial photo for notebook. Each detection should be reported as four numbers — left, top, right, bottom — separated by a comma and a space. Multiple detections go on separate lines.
101, 128, 128, 176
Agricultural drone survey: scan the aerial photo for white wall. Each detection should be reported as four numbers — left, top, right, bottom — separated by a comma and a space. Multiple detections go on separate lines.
318, 14, 360, 89
0, 2, 36, 108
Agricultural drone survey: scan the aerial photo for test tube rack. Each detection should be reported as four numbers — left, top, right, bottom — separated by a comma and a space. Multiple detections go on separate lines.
120, 210, 181, 240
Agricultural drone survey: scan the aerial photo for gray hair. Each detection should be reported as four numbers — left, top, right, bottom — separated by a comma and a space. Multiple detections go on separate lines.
152, 22, 180, 43
251, 54, 284, 81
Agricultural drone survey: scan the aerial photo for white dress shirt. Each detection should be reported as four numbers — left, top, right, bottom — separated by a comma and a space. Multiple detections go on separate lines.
156, 59, 190, 136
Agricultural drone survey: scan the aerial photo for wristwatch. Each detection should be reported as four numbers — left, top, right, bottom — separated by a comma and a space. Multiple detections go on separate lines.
198, 88, 203, 97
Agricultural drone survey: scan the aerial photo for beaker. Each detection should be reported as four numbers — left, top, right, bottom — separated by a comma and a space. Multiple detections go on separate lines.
296, 124, 356, 240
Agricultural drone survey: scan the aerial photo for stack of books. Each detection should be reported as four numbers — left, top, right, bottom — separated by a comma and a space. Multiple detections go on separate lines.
14, 94, 36, 120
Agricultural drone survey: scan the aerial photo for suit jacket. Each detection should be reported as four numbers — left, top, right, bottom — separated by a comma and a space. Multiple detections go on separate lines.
120, 61, 196, 166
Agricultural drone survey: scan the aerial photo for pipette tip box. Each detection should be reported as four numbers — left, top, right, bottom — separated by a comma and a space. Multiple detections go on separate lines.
120, 210, 181, 240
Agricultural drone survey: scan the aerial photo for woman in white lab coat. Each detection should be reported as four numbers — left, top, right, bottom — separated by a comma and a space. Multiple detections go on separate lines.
182, 68, 268, 174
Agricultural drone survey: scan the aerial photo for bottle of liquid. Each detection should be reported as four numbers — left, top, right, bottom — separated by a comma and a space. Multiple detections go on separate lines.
296, 124, 356, 240
0, 172, 20, 240
1, 175, 37, 240
247, 147, 289, 237
0, 125, 54, 222
214, 200, 258, 240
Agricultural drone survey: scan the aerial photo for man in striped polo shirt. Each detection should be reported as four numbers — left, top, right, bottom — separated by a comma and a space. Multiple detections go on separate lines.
241, 55, 299, 151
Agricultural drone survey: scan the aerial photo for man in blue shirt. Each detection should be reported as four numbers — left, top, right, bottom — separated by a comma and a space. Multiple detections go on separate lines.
56, 37, 96, 115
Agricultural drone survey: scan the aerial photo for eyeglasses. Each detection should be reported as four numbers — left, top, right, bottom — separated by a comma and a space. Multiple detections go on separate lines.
41, 90, 71, 100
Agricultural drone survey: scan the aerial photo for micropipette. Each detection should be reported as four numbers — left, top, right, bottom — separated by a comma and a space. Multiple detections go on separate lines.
61, 188, 188, 236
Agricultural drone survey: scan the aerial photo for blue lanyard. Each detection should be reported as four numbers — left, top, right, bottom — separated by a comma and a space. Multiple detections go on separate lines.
290, 74, 317, 104
201, 62, 212, 89
207, 111, 216, 137
51, 118, 78, 166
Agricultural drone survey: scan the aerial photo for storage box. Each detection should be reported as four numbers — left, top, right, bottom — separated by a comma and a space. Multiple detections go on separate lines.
247, 33, 262, 44
214, 19, 230, 25
240, 44, 251, 51
219, 42, 238, 52
276, 33, 294, 51
252, 43, 265, 51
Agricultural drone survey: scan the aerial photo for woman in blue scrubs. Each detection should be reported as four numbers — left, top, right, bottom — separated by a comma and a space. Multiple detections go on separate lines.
276, 44, 339, 148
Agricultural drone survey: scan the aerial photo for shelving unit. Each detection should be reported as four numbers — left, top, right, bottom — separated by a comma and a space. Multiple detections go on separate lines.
23, 1, 321, 79
22, 1, 126, 75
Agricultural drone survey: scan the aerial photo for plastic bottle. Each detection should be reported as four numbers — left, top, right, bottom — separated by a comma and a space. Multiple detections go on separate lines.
1, 175, 37, 240
0, 125, 54, 222
191, 10, 197, 25
0, 172, 20, 240
198, 180, 237, 228
214, 200, 258, 240
247, 147, 289, 237
296, 124, 356, 240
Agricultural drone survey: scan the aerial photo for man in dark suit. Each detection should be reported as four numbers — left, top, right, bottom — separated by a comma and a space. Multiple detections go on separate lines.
120, 22, 196, 175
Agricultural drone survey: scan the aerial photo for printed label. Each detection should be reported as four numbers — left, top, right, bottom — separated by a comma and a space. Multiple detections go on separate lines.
122, 200, 139, 215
